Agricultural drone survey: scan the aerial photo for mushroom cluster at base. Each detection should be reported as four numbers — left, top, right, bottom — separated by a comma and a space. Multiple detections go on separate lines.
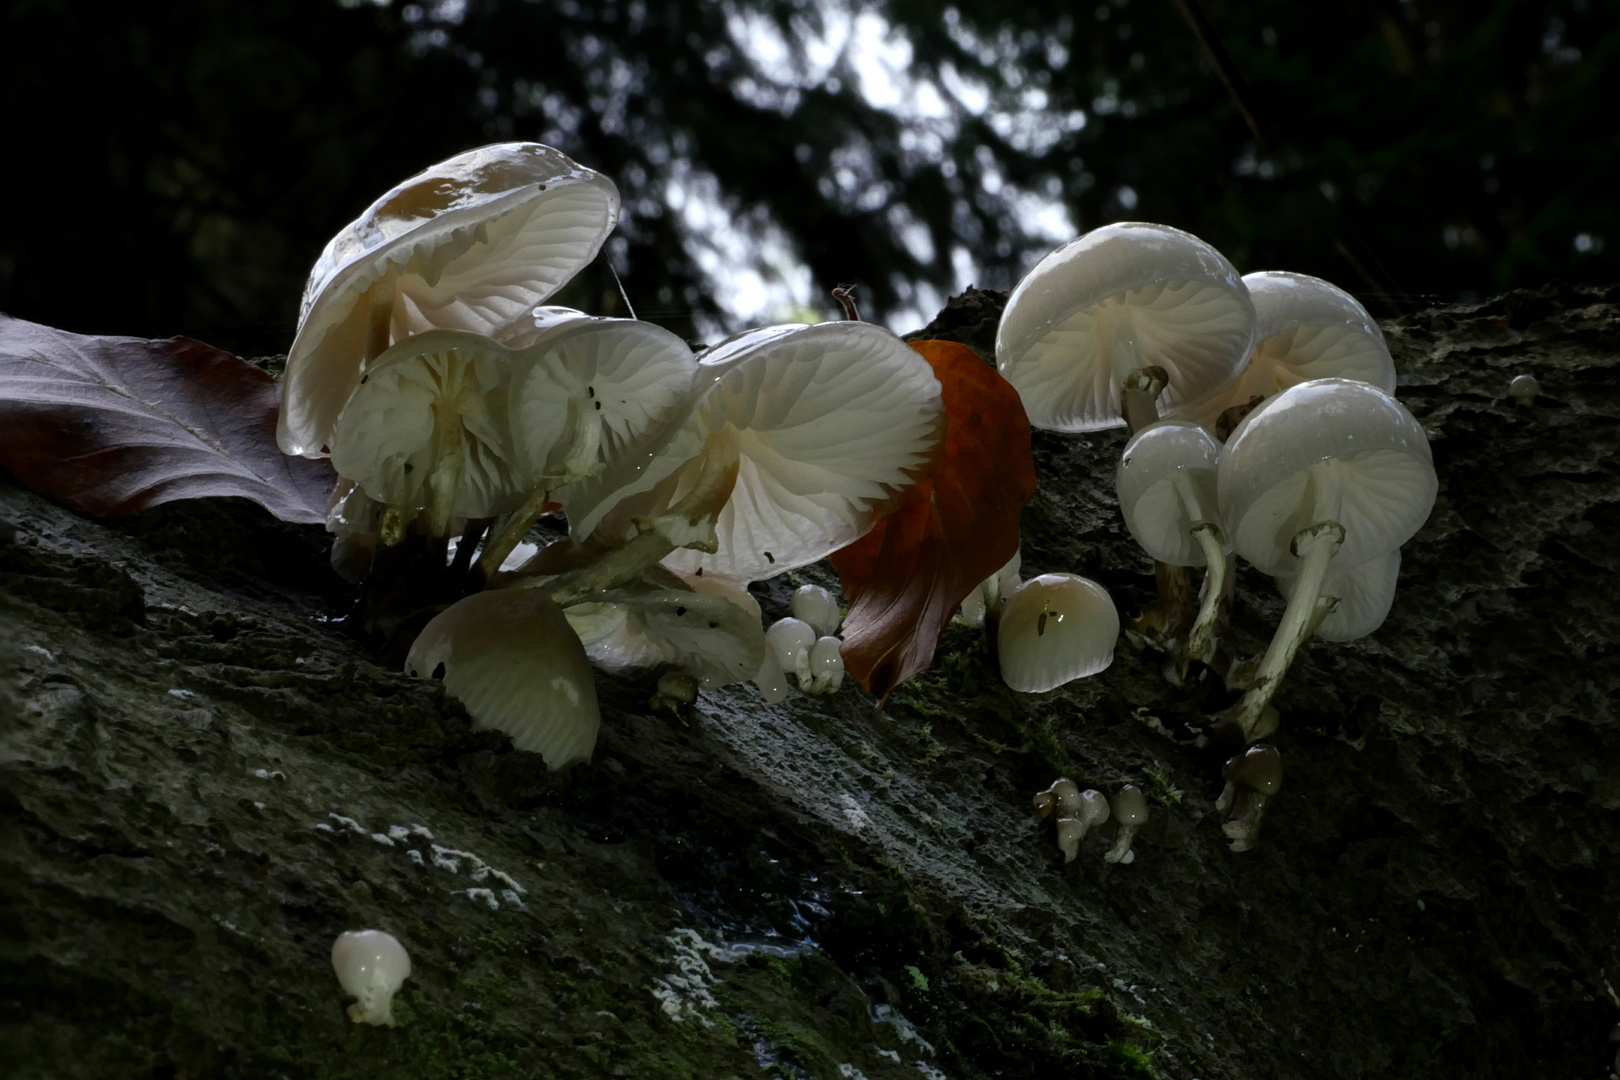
1033, 778, 1149, 865
765, 584, 846, 696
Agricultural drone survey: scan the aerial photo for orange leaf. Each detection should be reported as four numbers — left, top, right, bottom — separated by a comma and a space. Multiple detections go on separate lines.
830, 340, 1035, 701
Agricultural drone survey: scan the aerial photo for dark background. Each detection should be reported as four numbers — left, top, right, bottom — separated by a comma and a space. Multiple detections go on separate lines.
2, 0, 1615, 356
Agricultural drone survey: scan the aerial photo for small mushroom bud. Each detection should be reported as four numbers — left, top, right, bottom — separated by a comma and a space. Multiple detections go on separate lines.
1054, 789, 1111, 863
790, 584, 842, 637
765, 617, 816, 686
1103, 785, 1149, 864
1033, 777, 1081, 819
1220, 744, 1283, 853
1508, 373, 1540, 407
331, 930, 411, 1026
653, 670, 700, 710
805, 636, 845, 694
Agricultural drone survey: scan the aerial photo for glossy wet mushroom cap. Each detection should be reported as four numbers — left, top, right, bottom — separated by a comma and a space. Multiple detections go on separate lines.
996, 222, 1255, 432
1115, 420, 1223, 566
997, 574, 1120, 692
281, 143, 619, 458
331, 930, 412, 1026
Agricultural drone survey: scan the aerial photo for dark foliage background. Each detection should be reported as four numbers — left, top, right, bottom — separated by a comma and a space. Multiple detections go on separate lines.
2, 0, 1615, 356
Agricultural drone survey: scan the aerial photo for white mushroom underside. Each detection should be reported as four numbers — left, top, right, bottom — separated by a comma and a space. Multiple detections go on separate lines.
329, 334, 524, 519
1230, 450, 1435, 575
283, 167, 617, 457
1001, 280, 1253, 432
1169, 323, 1398, 431
1277, 547, 1401, 641
406, 590, 600, 770
571, 588, 765, 688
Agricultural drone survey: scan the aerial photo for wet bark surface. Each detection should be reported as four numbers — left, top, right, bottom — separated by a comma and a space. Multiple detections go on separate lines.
3, 285, 1618, 1080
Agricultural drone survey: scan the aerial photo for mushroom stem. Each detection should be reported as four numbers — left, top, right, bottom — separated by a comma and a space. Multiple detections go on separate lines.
476, 487, 555, 584
1186, 521, 1229, 665
539, 430, 741, 609
421, 402, 466, 538
1226, 520, 1345, 741
1120, 365, 1169, 435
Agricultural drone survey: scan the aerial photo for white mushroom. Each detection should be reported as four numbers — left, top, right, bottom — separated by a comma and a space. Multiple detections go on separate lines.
1169, 270, 1397, 432
1217, 379, 1436, 739
406, 588, 600, 770
997, 574, 1120, 692
959, 548, 1023, 629
566, 320, 945, 584
571, 585, 767, 692
331, 930, 412, 1026
765, 617, 817, 685
1115, 420, 1229, 662
281, 142, 619, 458
806, 635, 846, 694
790, 584, 842, 637
996, 222, 1255, 433
1103, 785, 1149, 864
1276, 548, 1401, 643
1054, 789, 1110, 863
329, 330, 526, 541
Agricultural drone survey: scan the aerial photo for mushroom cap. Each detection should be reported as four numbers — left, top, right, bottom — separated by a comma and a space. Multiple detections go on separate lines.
808, 635, 846, 690
996, 222, 1255, 432
1224, 744, 1283, 796
1168, 271, 1396, 429
331, 930, 411, 1025
765, 616, 817, 674
1115, 420, 1223, 566
1218, 378, 1436, 575
576, 586, 767, 690
506, 310, 698, 485
997, 573, 1120, 692
571, 321, 945, 582
790, 584, 842, 637
280, 143, 619, 458
1277, 547, 1401, 642
1078, 788, 1111, 828
1111, 784, 1149, 825
329, 330, 527, 522
406, 588, 600, 770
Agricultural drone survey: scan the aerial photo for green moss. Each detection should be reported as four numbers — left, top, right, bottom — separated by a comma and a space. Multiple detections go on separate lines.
1106, 1038, 1159, 1078
905, 964, 930, 992
1140, 762, 1184, 806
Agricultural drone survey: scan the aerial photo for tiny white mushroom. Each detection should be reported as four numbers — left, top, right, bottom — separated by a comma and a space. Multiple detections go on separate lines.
766, 617, 817, 686
806, 636, 845, 694
1103, 785, 1149, 864
1508, 373, 1541, 407
1032, 777, 1081, 819
997, 574, 1121, 692
407, 589, 600, 770
997, 222, 1255, 434
1054, 790, 1111, 863
331, 930, 412, 1026
790, 584, 842, 637
960, 548, 1023, 629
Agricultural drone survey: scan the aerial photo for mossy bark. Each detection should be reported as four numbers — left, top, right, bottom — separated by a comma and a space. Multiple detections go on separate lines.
3, 285, 1618, 1079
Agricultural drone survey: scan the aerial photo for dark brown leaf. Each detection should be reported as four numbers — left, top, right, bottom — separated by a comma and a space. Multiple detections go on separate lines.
830, 339, 1035, 701
0, 314, 333, 524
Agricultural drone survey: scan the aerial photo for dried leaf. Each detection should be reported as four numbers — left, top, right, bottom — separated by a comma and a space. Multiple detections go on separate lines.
0, 314, 333, 524
830, 339, 1035, 701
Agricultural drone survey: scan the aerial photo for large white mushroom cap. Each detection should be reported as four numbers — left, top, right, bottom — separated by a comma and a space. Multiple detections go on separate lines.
1218, 378, 1436, 575
1169, 271, 1397, 430
1115, 420, 1223, 566
329, 330, 526, 523
1277, 547, 1401, 642
280, 143, 620, 458
406, 588, 600, 770
569, 321, 944, 582
505, 310, 698, 486
996, 222, 1255, 432
998, 573, 1120, 692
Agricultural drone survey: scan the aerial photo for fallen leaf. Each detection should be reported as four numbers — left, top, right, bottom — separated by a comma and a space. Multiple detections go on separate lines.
0, 314, 334, 524
830, 340, 1035, 701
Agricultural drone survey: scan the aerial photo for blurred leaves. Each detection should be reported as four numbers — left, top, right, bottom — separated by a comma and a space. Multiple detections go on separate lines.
831, 339, 1033, 701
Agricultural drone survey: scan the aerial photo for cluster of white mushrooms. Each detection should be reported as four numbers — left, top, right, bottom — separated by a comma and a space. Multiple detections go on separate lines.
996, 221, 1436, 851
277, 143, 1435, 860
1032, 779, 1150, 865
281, 143, 955, 769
